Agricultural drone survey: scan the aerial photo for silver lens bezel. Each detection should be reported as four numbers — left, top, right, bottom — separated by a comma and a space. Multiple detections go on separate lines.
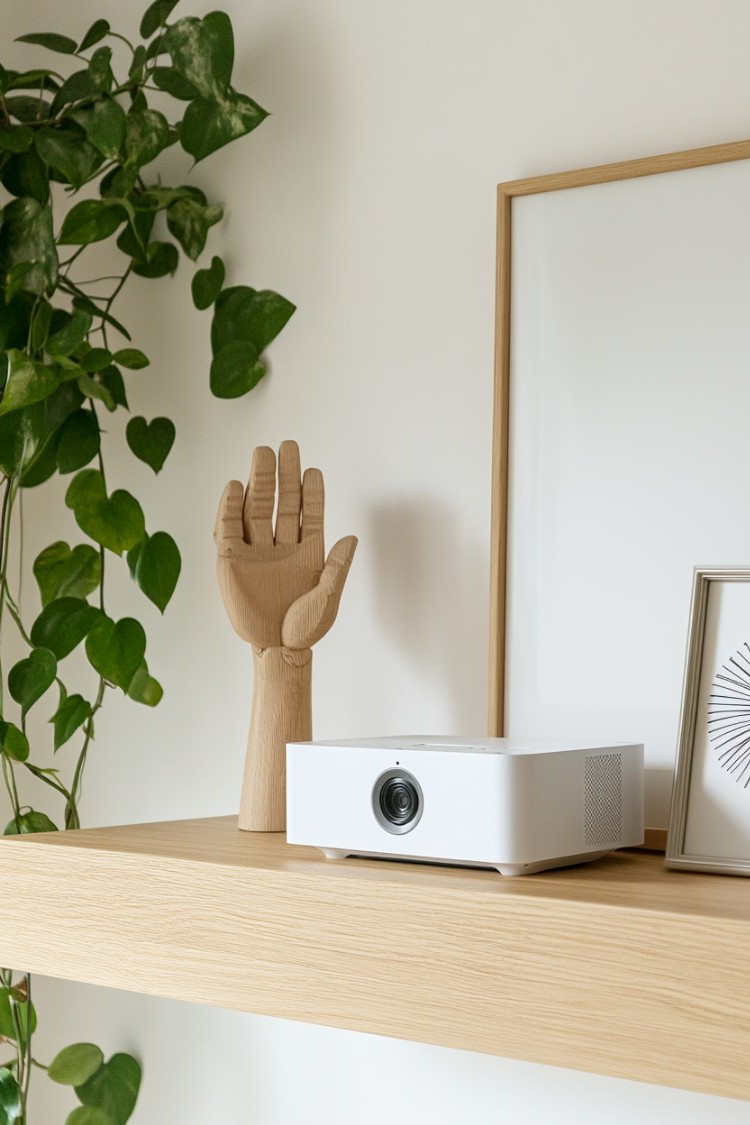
371, 768, 424, 835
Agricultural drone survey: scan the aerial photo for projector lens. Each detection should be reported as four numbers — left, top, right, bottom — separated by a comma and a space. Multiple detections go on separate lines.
372, 769, 423, 834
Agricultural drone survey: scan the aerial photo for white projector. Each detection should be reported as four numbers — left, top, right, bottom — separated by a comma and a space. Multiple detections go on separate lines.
286, 736, 644, 875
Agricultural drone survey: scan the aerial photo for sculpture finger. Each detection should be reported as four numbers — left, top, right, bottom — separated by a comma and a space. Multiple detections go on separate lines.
214, 481, 246, 555
275, 439, 302, 544
319, 536, 358, 594
244, 445, 276, 546
281, 536, 357, 648
301, 467, 324, 541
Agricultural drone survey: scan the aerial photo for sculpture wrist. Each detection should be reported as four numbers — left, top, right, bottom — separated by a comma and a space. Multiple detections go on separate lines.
238, 645, 313, 831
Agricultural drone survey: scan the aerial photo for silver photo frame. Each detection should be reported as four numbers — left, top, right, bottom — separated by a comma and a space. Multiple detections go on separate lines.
666, 567, 750, 875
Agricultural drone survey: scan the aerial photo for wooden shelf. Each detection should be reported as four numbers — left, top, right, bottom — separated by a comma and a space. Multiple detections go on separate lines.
0, 817, 748, 1100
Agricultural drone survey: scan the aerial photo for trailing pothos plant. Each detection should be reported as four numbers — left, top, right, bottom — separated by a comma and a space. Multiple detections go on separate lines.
0, 2, 295, 1121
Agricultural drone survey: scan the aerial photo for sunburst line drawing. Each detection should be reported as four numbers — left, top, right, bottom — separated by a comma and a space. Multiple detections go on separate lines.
710, 720, 750, 742
719, 738, 750, 765
715, 673, 750, 695
707, 641, 750, 788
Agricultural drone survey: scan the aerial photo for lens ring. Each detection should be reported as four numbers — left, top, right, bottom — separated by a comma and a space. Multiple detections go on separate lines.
372, 768, 423, 835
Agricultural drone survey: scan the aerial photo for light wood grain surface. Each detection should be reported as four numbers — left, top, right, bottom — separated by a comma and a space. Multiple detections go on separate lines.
0, 817, 748, 1099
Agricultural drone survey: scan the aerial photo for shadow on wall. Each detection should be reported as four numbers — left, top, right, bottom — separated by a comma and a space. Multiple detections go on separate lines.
645, 768, 675, 830
229, 3, 343, 311
367, 497, 488, 732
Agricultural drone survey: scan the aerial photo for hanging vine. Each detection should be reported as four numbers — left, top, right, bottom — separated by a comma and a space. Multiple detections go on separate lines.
0, 3, 294, 1120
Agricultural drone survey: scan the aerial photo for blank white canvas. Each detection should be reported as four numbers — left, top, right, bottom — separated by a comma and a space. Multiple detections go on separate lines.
506, 158, 750, 775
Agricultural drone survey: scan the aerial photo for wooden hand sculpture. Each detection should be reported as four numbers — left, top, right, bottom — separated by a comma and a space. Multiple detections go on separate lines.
215, 440, 357, 831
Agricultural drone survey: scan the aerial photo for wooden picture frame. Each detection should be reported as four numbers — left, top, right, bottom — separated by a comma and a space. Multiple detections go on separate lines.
666, 567, 750, 875
489, 138, 750, 735
488, 140, 750, 832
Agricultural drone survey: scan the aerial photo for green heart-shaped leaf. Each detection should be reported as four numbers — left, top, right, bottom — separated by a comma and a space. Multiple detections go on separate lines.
0, 1067, 21, 1125
51, 693, 92, 750
8, 647, 57, 716
0, 125, 33, 153
127, 531, 180, 612
0, 196, 57, 294
47, 308, 93, 356
164, 12, 234, 98
151, 66, 198, 100
0, 292, 33, 354
123, 109, 169, 169
31, 597, 101, 659
19, 434, 58, 488
16, 32, 77, 54
29, 306, 53, 362
210, 341, 266, 398
166, 196, 222, 260
192, 255, 225, 310
34, 126, 102, 189
132, 241, 178, 279
85, 616, 146, 690
50, 70, 98, 116
79, 19, 110, 52
34, 541, 102, 606
0, 381, 82, 481
88, 46, 114, 93
65, 470, 145, 555
211, 286, 296, 356
56, 409, 101, 473
80, 348, 113, 373
3, 811, 57, 836
98, 366, 128, 409
127, 662, 163, 707
58, 200, 126, 245
75, 1052, 141, 1125
73, 97, 126, 160
0, 988, 37, 1041
141, 0, 180, 39
5, 70, 58, 92
0, 146, 50, 201
65, 1108, 112, 1125
0, 350, 60, 416
49, 1043, 104, 1087
125, 417, 175, 473
111, 349, 149, 370
0, 721, 29, 762
180, 90, 267, 163
76, 373, 116, 412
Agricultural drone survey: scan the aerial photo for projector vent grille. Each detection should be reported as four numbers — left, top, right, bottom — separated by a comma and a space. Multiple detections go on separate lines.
584, 754, 622, 846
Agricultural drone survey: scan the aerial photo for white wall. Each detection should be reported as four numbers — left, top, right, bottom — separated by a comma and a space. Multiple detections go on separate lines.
3, 0, 750, 1120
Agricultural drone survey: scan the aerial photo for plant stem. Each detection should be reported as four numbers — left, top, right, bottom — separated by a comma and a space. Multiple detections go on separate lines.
90, 402, 107, 615
4, 971, 28, 1120
1, 582, 33, 648
0, 477, 12, 713
98, 261, 133, 349
0, 970, 25, 1110
22, 761, 74, 806
22, 976, 32, 1110
73, 275, 127, 286
0, 478, 21, 830
67, 677, 106, 829
2, 756, 22, 832
107, 31, 135, 53
60, 245, 87, 274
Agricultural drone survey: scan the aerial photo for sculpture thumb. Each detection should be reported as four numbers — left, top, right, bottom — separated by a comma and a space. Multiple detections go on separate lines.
281, 536, 358, 649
